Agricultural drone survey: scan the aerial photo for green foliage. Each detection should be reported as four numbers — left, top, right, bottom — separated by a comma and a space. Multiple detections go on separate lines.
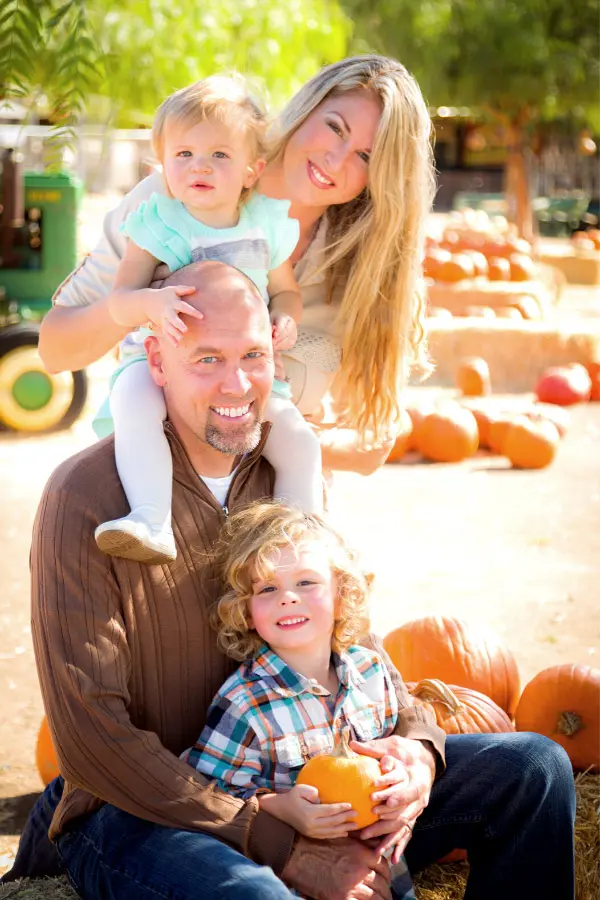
0, 0, 350, 135
344, 0, 600, 127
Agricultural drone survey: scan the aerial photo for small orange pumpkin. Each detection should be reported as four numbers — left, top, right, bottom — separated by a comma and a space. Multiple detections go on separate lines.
416, 405, 479, 463
487, 415, 514, 454
407, 679, 515, 735
488, 257, 511, 281
456, 357, 491, 397
386, 409, 414, 462
384, 616, 521, 717
526, 403, 570, 438
509, 253, 537, 282
509, 295, 542, 320
437, 254, 475, 283
585, 361, 600, 401
514, 664, 600, 771
462, 250, 489, 278
503, 415, 560, 469
423, 248, 452, 280
296, 728, 381, 828
36, 716, 60, 786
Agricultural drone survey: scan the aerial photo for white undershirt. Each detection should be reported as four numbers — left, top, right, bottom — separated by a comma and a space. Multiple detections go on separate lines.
199, 471, 235, 507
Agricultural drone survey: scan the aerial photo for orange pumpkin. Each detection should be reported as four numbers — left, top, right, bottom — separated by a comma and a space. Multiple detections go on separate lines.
407, 679, 515, 735
465, 405, 495, 449
405, 403, 437, 452
423, 248, 452, 280
514, 664, 600, 771
488, 257, 511, 281
463, 306, 496, 319
526, 403, 570, 438
503, 416, 560, 469
495, 306, 523, 320
509, 253, 537, 282
416, 405, 479, 463
437, 254, 476, 283
487, 415, 514, 454
296, 728, 381, 828
509, 294, 542, 320
535, 364, 592, 406
36, 716, 60, 786
386, 409, 414, 462
385, 616, 520, 717
462, 250, 489, 278
456, 357, 491, 397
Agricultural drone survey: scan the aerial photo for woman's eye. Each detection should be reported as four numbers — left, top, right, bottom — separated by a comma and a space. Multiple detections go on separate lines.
358, 151, 370, 164
213, 151, 229, 159
327, 120, 343, 137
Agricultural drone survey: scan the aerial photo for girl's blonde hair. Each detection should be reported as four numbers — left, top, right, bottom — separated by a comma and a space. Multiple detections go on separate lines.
212, 501, 371, 662
153, 74, 267, 201
269, 56, 436, 443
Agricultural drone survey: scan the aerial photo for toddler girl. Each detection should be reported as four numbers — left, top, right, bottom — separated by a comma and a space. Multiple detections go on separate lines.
94, 76, 322, 564
185, 502, 416, 899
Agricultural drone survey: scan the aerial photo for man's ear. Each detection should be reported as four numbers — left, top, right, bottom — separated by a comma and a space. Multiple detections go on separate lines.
245, 157, 266, 188
145, 334, 167, 388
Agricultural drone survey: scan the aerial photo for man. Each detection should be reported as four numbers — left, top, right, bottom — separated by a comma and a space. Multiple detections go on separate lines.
5, 262, 575, 900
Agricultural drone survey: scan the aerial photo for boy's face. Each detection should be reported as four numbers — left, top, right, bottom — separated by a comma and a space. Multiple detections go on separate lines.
248, 541, 337, 657
162, 116, 264, 224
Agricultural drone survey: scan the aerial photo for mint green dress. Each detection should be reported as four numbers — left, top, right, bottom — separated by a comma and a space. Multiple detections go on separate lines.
93, 193, 299, 438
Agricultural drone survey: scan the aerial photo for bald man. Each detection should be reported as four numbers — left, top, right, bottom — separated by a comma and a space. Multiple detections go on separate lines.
15, 261, 448, 900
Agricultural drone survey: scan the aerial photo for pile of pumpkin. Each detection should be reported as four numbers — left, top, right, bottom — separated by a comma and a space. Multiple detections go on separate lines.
387, 356, 598, 469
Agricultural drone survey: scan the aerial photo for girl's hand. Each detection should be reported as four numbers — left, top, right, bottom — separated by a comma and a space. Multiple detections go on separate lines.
259, 784, 359, 840
271, 312, 297, 351
145, 285, 203, 346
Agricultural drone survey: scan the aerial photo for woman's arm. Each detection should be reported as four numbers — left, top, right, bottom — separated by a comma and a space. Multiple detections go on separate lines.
38, 172, 165, 373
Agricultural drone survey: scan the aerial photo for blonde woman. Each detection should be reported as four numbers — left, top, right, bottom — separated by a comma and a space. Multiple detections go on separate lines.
39, 55, 435, 473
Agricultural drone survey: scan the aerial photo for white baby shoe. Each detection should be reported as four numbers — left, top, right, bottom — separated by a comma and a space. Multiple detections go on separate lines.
95, 515, 177, 565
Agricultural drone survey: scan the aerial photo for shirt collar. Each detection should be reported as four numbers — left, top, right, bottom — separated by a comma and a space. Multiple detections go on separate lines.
246, 643, 366, 698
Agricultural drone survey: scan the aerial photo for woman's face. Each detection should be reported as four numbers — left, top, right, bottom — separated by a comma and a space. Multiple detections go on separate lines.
281, 90, 382, 210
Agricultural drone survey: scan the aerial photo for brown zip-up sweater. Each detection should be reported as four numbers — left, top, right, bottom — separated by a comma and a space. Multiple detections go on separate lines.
31, 423, 445, 877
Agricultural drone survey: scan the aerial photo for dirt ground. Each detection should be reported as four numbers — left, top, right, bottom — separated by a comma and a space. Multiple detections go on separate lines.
1, 200, 599, 875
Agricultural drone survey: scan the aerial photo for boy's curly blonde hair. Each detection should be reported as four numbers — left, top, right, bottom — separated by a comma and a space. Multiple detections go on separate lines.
211, 501, 372, 662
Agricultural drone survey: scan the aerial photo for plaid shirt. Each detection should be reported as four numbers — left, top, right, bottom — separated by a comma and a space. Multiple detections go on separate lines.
185, 643, 398, 799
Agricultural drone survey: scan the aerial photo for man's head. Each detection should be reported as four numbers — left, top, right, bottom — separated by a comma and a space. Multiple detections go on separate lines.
145, 261, 274, 472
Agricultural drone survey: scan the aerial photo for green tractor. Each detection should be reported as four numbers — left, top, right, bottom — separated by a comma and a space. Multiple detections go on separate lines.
0, 150, 88, 432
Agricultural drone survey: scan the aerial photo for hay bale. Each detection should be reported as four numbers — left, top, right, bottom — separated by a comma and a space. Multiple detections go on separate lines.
0, 877, 78, 899
1, 776, 597, 900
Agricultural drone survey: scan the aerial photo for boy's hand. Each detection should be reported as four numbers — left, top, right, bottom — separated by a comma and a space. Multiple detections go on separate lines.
259, 784, 359, 840
271, 312, 297, 351
145, 285, 203, 346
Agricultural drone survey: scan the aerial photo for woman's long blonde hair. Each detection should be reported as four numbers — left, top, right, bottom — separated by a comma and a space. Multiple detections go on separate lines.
211, 502, 371, 662
269, 56, 436, 442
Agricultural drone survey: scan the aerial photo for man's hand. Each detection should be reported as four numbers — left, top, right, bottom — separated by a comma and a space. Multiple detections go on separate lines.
351, 736, 436, 859
282, 835, 392, 900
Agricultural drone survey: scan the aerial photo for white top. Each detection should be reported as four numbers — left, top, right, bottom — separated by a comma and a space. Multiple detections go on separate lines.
199, 472, 235, 508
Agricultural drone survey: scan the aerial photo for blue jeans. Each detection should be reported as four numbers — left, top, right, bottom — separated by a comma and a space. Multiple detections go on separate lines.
2, 733, 576, 899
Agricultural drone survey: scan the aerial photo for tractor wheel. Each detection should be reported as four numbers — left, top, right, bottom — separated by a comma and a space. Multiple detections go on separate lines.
0, 324, 88, 432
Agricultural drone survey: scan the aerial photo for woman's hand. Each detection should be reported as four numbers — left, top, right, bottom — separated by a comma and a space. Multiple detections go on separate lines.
259, 784, 358, 839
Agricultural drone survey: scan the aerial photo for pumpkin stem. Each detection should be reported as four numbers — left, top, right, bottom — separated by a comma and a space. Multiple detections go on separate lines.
556, 711, 583, 737
333, 727, 356, 759
410, 679, 464, 715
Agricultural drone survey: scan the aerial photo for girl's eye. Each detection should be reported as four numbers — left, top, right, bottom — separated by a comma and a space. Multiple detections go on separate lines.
298, 579, 316, 587
213, 151, 229, 159
257, 585, 276, 594
176, 150, 192, 157
357, 151, 370, 164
